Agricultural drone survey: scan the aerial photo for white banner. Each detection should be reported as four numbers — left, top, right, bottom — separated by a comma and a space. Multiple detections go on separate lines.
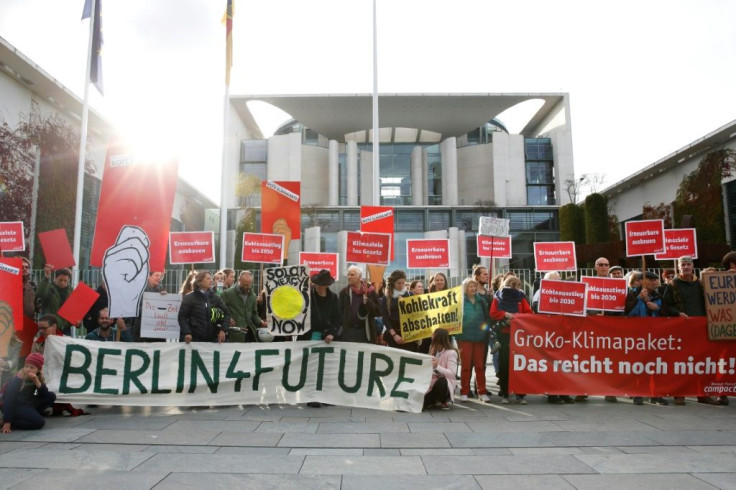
479, 216, 510, 237
44, 336, 431, 413
140, 292, 182, 339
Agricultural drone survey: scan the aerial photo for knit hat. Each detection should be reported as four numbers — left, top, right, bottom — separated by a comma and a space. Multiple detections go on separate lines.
678, 255, 694, 264
25, 352, 44, 370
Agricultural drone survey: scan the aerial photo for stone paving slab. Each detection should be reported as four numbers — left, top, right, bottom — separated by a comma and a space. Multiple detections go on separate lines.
643, 430, 736, 446
254, 421, 320, 433
8, 469, 168, 489
691, 472, 736, 488
0, 448, 153, 471
576, 453, 736, 474
75, 428, 220, 445
278, 433, 381, 448
342, 474, 481, 489
423, 454, 597, 475
154, 472, 342, 489
300, 455, 426, 475
0, 428, 96, 443
561, 473, 719, 489
217, 446, 291, 455
207, 431, 283, 447
133, 453, 305, 474
316, 422, 410, 433
464, 420, 565, 432
380, 432, 451, 448
407, 422, 472, 433
0, 441, 45, 454
474, 474, 575, 489
75, 415, 176, 430
0, 468, 45, 488
164, 419, 260, 433
142, 444, 219, 454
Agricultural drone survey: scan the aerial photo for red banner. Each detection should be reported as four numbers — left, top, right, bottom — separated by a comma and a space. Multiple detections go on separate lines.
537, 279, 588, 316
406, 239, 450, 269
242, 233, 284, 265
533, 241, 577, 272
57, 282, 100, 326
346, 232, 391, 266
38, 228, 75, 269
0, 221, 25, 252
0, 259, 23, 359
510, 315, 736, 396
169, 231, 215, 264
261, 181, 301, 242
654, 228, 698, 260
625, 219, 665, 257
581, 276, 627, 312
90, 146, 178, 272
477, 235, 511, 259
299, 252, 339, 279
360, 206, 394, 260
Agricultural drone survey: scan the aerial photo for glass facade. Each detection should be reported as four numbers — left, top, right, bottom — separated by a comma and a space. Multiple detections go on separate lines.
525, 138, 555, 205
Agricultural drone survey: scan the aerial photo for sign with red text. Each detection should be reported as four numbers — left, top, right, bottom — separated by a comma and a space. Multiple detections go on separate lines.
703, 271, 736, 341
537, 279, 588, 317
38, 228, 75, 269
299, 252, 339, 280
654, 228, 698, 261
261, 181, 301, 241
346, 232, 391, 266
581, 276, 627, 312
0, 222, 25, 252
242, 233, 284, 265
533, 242, 577, 272
625, 219, 665, 257
0, 259, 23, 359
406, 239, 450, 269
169, 232, 215, 264
361, 206, 394, 260
510, 315, 736, 396
477, 235, 512, 259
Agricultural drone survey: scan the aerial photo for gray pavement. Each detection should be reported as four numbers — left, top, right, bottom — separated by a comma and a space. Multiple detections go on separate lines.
1, 393, 735, 489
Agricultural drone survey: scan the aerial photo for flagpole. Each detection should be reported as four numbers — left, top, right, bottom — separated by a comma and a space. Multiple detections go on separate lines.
371, 0, 380, 206
73, 0, 96, 288
219, 86, 231, 269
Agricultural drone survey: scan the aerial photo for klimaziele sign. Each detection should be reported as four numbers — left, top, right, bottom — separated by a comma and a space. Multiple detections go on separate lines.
44, 336, 432, 413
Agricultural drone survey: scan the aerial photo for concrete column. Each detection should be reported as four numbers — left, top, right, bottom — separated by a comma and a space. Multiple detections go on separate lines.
448, 227, 460, 279
337, 230, 349, 277
411, 146, 423, 205
440, 137, 458, 205
287, 238, 300, 267
422, 149, 429, 205
347, 141, 358, 206
304, 226, 321, 252
360, 150, 374, 205
458, 229, 467, 279
328, 140, 339, 206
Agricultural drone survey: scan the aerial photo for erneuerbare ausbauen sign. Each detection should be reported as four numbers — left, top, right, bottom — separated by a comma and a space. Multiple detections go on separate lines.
44, 336, 432, 413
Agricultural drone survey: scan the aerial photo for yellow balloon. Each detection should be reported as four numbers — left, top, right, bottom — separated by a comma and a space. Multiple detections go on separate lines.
270, 285, 304, 320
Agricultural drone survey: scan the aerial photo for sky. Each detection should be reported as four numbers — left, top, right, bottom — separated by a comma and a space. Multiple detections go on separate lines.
1, 0, 735, 201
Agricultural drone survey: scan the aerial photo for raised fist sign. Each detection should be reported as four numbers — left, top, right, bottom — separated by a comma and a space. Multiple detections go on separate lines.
102, 226, 150, 318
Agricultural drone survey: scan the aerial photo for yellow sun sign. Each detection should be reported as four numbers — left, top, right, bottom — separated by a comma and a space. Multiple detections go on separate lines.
270, 285, 304, 320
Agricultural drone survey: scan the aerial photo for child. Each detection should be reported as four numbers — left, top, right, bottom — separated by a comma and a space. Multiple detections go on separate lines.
1, 353, 56, 433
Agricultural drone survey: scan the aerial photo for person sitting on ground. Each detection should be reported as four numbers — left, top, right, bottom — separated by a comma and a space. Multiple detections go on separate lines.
424, 328, 458, 411
1, 353, 56, 433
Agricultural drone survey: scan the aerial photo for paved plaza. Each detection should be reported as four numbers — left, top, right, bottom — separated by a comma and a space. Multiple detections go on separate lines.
1, 390, 735, 489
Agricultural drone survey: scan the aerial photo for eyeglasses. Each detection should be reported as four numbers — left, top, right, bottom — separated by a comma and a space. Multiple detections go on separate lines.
596, 263, 610, 267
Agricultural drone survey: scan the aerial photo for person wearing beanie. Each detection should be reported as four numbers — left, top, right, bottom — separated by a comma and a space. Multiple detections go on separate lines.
1, 353, 56, 433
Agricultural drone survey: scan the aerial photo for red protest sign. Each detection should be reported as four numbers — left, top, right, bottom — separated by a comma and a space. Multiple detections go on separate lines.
360, 206, 394, 260
654, 228, 698, 260
38, 228, 75, 269
0, 258, 23, 358
262, 181, 301, 241
625, 219, 665, 257
90, 145, 178, 272
242, 233, 284, 265
56, 281, 100, 327
533, 241, 577, 272
346, 231, 391, 266
299, 252, 339, 279
0, 222, 25, 252
406, 239, 450, 269
581, 276, 628, 312
169, 231, 215, 264
510, 315, 736, 397
477, 235, 512, 259
537, 279, 588, 316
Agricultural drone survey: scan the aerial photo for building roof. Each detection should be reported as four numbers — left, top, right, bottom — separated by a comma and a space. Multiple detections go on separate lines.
231, 93, 567, 141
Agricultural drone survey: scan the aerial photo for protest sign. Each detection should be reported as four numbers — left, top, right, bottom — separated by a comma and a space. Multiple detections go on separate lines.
703, 271, 736, 341
510, 315, 736, 396
169, 231, 215, 264
44, 336, 431, 413
537, 279, 588, 316
399, 286, 463, 342
581, 276, 627, 312
56, 282, 100, 326
261, 181, 301, 258
38, 228, 75, 269
625, 219, 665, 256
346, 231, 391, 266
406, 239, 450, 269
479, 216, 509, 237
476, 235, 512, 259
654, 228, 698, 261
242, 233, 284, 265
360, 206, 394, 260
299, 252, 339, 280
0, 258, 23, 356
533, 241, 577, 272
0, 221, 25, 252
140, 292, 183, 340
265, 265, 311, 336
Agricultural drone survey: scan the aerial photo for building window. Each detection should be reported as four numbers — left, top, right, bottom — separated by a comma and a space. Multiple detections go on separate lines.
525, 138, 555, 206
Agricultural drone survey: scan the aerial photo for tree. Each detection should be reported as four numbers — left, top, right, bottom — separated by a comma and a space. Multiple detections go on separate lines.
0, 123, 34, 250
559, 203, 585, 243
233, 174, 262, 270
584, 193, 609, 244
564, 173, 607, 203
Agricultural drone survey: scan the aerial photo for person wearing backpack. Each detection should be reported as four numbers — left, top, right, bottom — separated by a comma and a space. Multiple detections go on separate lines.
1, 353, 56, 433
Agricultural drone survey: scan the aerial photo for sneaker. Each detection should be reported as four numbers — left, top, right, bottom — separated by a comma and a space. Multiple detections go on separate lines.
698, 396, 718, 405
717, 396, 729, 406
516, 395, 527, 405
547, 395, 563, 404
649, 397, 669, 406
500, 397, 510, 404
605, 396, 618, 403
633, 397, 644, 405
673, 397, 686, 405
460, 395, 468, 402
480, 394, 491, 402
440, 402, 452, 411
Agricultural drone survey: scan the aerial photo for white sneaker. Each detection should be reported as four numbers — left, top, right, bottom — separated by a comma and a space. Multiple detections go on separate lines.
500, 397, 510, 404
480, 394, 491, 402
516, 395, 527, 405
460, 395, 468, 402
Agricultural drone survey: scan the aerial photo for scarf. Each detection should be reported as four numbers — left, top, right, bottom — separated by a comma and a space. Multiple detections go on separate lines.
349, 280, 375, 296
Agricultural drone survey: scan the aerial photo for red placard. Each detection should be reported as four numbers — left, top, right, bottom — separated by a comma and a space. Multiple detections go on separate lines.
581, 276, 627, 312
56, 282, 100, 327
510, 315, 736, 397
261, 181, 301, 240
537, 279, 588, 316
360, 206, 394, 260
299, 252, 339, 280
477, 235, 512, 259
533, 241, 577, 272
346, 231, 391, 266
654, 228, 698, 260
625, 219, 665, 257
0, 221, 25, 252
38, 228, 76, 269
242, 233, 284, 265
406, 239, 450, 269
90, 145, 178, 272
0, 259, 23, 357
169, 231, 215, 264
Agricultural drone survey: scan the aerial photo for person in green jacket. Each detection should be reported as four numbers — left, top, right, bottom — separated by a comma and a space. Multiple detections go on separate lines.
36, 265, 73, 335
221, 270, 267, 342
